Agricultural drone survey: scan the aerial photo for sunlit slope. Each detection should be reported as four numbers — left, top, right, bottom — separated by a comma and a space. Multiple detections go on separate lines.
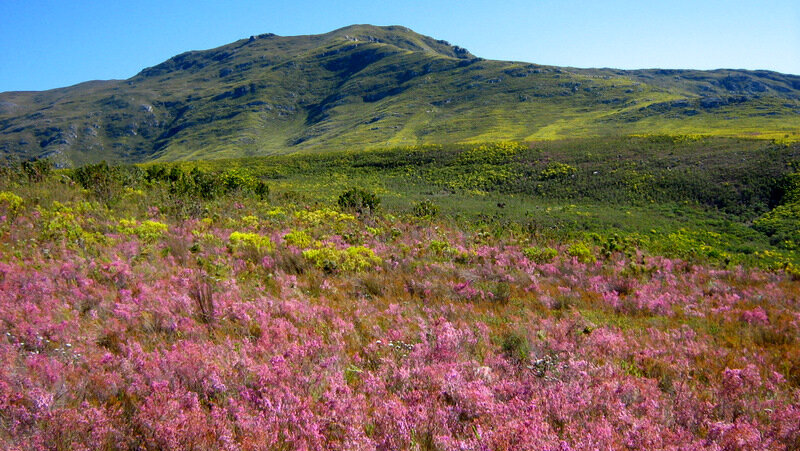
1, 25, 798, 166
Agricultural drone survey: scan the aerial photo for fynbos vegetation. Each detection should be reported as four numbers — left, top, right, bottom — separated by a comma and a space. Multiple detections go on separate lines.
1, 142, 800, 448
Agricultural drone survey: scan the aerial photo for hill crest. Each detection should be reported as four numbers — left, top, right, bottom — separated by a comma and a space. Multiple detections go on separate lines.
0, 25, 798, 166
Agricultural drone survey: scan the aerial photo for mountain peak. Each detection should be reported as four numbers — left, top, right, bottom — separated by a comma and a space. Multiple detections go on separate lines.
323, 24, 475, 59
133, 25, 473, 80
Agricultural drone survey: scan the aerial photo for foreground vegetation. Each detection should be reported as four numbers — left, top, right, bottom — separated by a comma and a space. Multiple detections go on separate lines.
1, 138, 800, 448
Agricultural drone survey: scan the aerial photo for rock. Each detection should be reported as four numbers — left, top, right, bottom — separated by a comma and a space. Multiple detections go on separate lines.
700, 97, 727, 108
719, 75, 767, 93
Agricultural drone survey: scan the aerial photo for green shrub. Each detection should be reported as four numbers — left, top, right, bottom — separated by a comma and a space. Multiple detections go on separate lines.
220, 169, 255, 193
284, 230, 312, 248
411, 199, 439, 218
71, 161, 123, 204
456, 142, 524, 165
428, 240, 452, 255
302, 245, 382, 273
0, 191, 24, 220
500, 331, 529, 363
229, 231, 273, 252
254, 180, 270, 200
295, 208, 355, 225
567, 242, 596, 264
754, 201, 800, 249
337, 188, 380, 214
21, 159, 52, 182
539, 162, 577, 180
523, 246, 558, 263
118, 219, 169, 242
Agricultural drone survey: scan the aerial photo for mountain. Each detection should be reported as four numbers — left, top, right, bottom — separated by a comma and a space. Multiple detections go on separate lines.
1, 24, 799, 166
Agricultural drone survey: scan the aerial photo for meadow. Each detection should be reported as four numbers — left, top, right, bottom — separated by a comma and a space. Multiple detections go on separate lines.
1, 136, 800, 449
175, 136, 800, 271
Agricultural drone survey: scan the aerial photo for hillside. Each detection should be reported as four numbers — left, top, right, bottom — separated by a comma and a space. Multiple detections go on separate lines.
1, 24, 799, 166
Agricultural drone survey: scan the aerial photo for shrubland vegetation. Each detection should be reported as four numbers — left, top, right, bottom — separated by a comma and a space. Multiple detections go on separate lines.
1, 136, 800, 449
174, 136, 800, 271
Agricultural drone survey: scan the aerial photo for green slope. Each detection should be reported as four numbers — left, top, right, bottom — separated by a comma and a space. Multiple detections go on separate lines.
1, 24, 798, 166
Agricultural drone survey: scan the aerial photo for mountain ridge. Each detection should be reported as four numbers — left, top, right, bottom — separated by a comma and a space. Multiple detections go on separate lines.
1, 25, 798, 166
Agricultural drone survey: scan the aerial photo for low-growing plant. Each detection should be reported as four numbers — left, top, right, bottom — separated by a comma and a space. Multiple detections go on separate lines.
567, 242, 596, 263
539, 162, 577, 180
428, 240, 454, 256
240, 215, 261, 229
0, 191, 24, 221
523, 246, 558, 263
228, 231, 273, 252
295, 208, 355, 225
411, 199, 439, 218
491, 281, 512, 304
118, 219, 169, 242
283, 230, 312, 248
500, 331, 530, 363
302, 245, 382, 272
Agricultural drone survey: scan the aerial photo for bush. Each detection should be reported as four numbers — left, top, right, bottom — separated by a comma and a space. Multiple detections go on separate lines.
118, 219, 169, 242
500, 331, 530, 363
145, 165, 269, 201
0, 191, 24, 220
302, 245, 382, 273
254, 180, 270, 200
754, 202, 800, 249
567, 242, 596, 264
283, 230, 312, 248
337, 188, 380, 214
229, 231, 273, 252
539, 162, 577, 180
523, 246, 558, 263
71, 161, 123, 204
21, 158, 52, 182
411, 199, 439, 218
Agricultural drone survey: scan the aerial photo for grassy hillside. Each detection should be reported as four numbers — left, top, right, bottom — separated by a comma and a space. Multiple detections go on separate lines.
1, 25, 799, 166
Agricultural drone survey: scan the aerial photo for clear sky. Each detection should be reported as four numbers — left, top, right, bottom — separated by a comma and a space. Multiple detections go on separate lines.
1, 0, 798, 92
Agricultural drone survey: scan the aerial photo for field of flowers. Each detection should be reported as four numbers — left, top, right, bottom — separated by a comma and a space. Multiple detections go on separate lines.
1, 167, 800, 450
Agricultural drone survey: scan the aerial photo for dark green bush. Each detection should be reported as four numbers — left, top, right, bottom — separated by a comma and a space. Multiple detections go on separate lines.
21, 159, 53, 182
71, 161, 123, 204
337, 188, 380, 214
254, 180, 270, 200
500, 331, 530, 363
411, 199, 439, 218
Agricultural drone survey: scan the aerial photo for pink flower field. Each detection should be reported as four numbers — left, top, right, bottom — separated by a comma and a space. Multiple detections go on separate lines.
1, 183, 799, 450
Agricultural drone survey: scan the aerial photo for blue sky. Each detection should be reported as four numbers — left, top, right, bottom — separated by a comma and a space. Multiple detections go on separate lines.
1, 0, 798, 92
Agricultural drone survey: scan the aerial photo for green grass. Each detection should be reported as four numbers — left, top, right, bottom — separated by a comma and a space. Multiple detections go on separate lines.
133, 137, 800, 270
5, 136, 800, 272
